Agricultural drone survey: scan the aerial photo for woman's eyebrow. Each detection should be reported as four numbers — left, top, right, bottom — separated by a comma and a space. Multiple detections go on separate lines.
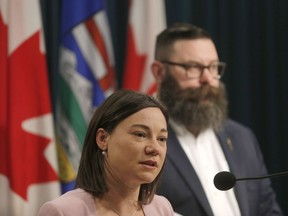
130, 124, 168, 133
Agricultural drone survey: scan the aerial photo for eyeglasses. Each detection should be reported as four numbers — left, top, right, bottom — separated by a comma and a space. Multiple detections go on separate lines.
161, 60, 226, 79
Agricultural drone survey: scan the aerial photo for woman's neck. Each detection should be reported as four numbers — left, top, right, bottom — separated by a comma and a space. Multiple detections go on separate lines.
98, 165, 144, 215
95, 190, 141, 216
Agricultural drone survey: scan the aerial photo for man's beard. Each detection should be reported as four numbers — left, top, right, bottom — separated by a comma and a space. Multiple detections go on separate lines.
159, 72, 228, 133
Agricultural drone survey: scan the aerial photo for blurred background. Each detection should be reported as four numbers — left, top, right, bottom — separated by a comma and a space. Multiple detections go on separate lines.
43, 0, 288, 214
1, 0, 287, 215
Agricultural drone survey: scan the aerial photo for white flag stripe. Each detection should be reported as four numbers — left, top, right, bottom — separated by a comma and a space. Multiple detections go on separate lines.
94, 11, 115, 66
0, 0, 8, 26
130, 0, 149, 53
8, 0, 41, 54
73, 21, 107, 80
140, 0, 166, 92
130, 0, 166, 53
0, 176, 60, 216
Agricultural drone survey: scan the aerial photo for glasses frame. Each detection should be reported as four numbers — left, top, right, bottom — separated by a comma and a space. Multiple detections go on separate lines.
161, 60, 226, 79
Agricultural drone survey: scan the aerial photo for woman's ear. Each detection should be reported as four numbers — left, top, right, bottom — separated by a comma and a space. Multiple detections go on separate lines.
96, 128, 109, 150
151, 61, 165, 83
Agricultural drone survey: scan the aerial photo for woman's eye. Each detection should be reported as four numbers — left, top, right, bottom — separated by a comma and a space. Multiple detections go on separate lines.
133, 132, 146, 138
158, 136, 167, 143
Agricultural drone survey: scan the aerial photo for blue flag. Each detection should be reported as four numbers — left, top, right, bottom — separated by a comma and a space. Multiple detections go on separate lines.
57, 0, 115, 193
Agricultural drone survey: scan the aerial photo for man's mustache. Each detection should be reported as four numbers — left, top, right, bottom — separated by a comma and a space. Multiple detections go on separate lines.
176, 85, 220, 102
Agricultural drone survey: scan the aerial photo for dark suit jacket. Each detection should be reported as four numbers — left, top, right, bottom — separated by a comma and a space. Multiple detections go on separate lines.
157, 119, 283, 216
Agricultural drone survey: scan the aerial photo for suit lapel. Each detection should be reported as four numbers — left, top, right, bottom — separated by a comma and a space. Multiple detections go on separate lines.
167, 127, 214, 216
216, 128, 249, 216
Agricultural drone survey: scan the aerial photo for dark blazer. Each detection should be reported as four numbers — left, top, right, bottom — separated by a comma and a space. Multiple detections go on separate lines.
157, 119, 283, 216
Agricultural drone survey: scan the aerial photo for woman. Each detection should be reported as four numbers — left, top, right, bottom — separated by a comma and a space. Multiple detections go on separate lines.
38, 89, 173, 215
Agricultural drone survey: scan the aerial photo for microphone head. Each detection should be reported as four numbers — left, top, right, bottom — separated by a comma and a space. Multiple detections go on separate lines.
214, 171, 236, 191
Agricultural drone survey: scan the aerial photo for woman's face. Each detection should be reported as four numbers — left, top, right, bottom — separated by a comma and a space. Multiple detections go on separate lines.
98, 107, 168, 187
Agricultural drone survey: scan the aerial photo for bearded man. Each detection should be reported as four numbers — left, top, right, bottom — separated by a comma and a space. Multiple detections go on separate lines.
152, 23, 282, 216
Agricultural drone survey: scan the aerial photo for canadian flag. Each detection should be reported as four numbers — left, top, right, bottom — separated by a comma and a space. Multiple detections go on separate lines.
0, 0, 60, 215
123, 0, 166, 94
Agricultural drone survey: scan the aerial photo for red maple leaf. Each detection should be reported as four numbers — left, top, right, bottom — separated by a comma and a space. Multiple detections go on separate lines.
0, 29, 58, 201
123, 25, 147, 90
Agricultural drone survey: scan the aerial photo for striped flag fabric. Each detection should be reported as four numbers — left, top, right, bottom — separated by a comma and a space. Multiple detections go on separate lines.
0, 0, 60, 215
57, 0, 115, 192
123, 0, 166, 94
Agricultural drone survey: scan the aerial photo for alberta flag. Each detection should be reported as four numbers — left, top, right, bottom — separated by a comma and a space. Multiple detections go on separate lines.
57, 0, 115, 192
123, 0, 166, 94
0, 0, 60, 215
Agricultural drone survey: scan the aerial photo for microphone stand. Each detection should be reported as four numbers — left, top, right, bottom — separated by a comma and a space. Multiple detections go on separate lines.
236, 171, 288, 181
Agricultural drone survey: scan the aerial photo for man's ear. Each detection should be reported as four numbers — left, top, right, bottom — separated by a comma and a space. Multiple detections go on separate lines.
96, 128, 109, 150
151, 61, 165, 83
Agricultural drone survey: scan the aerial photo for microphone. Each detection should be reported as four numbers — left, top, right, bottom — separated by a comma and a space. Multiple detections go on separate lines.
214, 171, 288, 191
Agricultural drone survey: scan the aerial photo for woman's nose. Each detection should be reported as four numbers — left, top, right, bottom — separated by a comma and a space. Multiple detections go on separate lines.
145, 143, 160, 156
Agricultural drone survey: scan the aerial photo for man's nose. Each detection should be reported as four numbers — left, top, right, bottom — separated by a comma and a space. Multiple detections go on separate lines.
199, 68, 213, 84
